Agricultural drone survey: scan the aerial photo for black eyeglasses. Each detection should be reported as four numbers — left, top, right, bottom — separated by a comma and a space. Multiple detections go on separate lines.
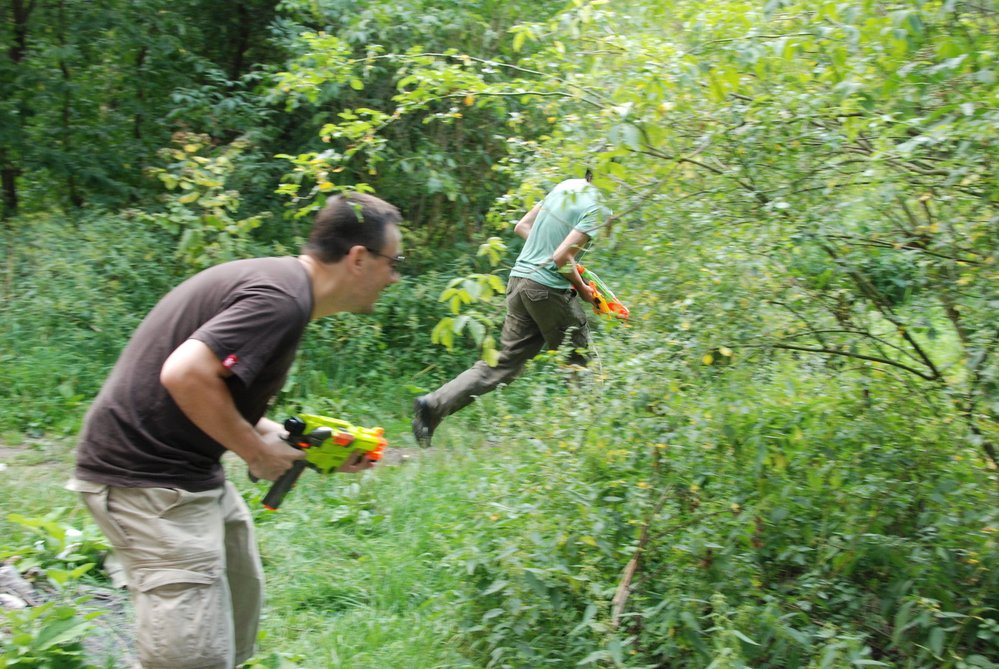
365, 247, 406, 270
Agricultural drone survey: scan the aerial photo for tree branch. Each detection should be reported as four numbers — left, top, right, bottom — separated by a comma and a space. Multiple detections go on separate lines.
746, 343, 939, 380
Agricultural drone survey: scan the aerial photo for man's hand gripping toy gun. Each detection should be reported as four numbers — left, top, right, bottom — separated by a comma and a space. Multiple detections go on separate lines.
252, 414, 387, 510
577, 264, 630, 319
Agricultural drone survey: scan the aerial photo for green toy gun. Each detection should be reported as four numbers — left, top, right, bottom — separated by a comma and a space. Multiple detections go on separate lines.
252, 414, 388, 510
577, 264, 630, 319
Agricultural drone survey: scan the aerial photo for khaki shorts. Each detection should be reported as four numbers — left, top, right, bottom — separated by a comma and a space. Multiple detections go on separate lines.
67, 478, 263, 669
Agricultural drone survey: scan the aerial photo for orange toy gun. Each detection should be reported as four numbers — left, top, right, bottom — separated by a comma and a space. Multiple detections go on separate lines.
251, 414, 387, 510
577, 264, 629, 319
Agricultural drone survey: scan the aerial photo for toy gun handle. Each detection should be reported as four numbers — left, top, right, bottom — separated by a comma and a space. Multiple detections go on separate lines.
586, 279, 609, 314
261, 459, 307, 511
249, 417, 326, 511
577, 264, 629, 319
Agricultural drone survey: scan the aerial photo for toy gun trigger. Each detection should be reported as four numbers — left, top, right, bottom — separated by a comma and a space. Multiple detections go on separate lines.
248, 421, 323, 485
258, 426, 331, 511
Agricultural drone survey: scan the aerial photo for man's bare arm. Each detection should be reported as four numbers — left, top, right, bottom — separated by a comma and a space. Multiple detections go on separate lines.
514, 204, 542, 240
553, 229, 595, 301
160, 339, 304, 481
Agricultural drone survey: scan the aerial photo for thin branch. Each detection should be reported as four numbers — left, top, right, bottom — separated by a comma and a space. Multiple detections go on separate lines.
438, 89, 604, 109
611, 489, 671, 629
822, 234, 982, 264
746, 342, 938, 380
777, 328, 922, 363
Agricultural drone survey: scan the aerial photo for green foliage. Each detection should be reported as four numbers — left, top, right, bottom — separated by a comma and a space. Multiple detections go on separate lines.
432, 237, 509, 366
268, 0, 567, 239
2, 1, 997, 668
143, 132, 271, 271
417, 342, 998, 668
0, 210, 177, 434
0, 0, 282, 217
0, 599, 102, 669
484, 0, 999, 464
281, 269, 477, 408
3, 511, 108, 587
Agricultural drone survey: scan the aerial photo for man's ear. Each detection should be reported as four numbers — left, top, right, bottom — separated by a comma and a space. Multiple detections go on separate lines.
344, 244, 368, 273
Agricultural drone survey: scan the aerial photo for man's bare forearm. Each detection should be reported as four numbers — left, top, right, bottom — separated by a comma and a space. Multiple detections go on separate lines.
160, 339, 302, 479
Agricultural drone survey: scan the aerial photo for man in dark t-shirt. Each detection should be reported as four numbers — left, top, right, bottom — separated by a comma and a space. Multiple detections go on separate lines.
67, 193, 405, 669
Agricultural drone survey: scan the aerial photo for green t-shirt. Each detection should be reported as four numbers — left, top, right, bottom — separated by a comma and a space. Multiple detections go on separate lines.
509, 179, 610, 289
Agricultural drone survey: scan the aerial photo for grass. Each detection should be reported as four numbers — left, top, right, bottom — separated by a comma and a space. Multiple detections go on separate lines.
0, 410, 502, 668
238, 446, 488, 667
3, 359, 998, 668
0, 439, 82, 530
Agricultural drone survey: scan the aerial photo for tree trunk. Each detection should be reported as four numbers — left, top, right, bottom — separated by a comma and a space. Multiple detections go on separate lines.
2, 0, 35, 217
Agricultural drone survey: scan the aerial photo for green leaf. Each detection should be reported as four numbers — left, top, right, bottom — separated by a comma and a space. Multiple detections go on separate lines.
928, 626, 945, 656
35, 614, 91, 650
467, 319, 485, 345
481, 579, 508, 596
482, 336, 499, 367
482, 608, 504, 621
732, 629, 759, 645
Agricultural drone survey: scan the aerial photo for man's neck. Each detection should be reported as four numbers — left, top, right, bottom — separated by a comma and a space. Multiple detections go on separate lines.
298, 255, 345, 319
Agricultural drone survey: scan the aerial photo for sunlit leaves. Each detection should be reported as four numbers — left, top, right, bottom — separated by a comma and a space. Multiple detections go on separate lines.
271, 32, 355, 108
141, 133, 267, 270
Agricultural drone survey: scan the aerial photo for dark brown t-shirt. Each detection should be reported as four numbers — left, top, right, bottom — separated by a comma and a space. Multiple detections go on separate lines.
74, 257, 313, 491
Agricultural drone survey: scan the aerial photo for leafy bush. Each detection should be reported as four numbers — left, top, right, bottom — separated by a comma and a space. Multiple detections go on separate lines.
421, 334, 999, 668
3, 511, 109, 588
0, 599, 103, 669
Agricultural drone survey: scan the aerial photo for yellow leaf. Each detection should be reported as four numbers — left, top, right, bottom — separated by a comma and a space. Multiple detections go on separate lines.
464, 95, 475, 106
719, 346, 732, 357
512, 30, 526, 52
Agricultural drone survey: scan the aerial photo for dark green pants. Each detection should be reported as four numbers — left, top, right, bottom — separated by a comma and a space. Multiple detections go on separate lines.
424, 276, 589, 421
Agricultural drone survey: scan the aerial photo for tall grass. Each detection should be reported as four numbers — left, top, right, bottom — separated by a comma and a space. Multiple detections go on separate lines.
231, 448, 492, 668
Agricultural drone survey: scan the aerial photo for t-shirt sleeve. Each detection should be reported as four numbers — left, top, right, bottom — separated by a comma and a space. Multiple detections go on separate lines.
188, 288, 305, 387
575, 206, 604, 238
574, 190, 610, 238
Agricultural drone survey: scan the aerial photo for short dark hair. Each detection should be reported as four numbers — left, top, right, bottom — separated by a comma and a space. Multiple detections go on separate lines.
304, 193, 402, 263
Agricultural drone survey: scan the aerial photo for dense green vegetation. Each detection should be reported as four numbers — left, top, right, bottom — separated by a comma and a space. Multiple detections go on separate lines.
1, 0, 996, 667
